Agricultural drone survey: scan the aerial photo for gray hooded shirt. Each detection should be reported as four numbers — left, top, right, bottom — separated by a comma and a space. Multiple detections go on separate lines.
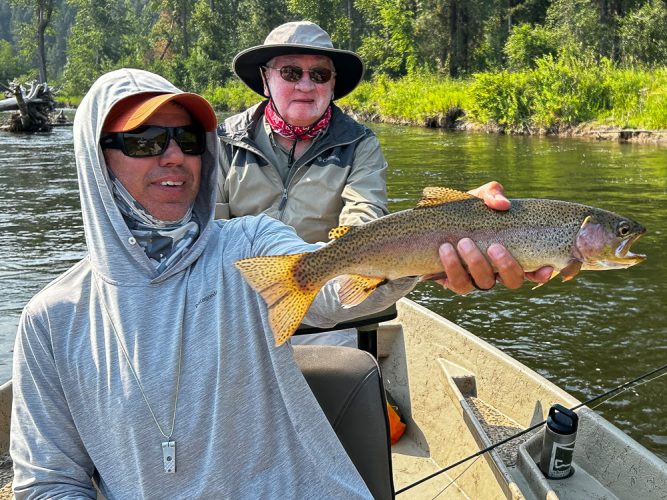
10, 68, 415, 498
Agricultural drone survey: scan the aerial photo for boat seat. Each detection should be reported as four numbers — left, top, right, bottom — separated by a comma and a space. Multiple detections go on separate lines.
294, 304, 398, 358
294, 345, 394, 500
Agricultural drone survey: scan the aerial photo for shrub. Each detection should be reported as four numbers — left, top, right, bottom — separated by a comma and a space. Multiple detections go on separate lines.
203, 80, 259, 111
528, 55, 612, 131
504, 24, 558, 71
341, 72, 471, 126
468, 71, 532, 131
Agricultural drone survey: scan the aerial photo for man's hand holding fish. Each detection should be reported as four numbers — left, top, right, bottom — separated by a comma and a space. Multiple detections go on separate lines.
437, 181, 553, 294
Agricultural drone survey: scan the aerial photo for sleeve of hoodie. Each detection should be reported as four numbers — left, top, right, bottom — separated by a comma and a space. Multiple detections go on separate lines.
244, 215, 417, 328
11, 309, 97, 499
339, 132, 389, 227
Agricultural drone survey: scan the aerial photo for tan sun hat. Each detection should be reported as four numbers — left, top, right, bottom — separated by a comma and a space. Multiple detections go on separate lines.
233, 21, 364, 100
103, 92, 218, 132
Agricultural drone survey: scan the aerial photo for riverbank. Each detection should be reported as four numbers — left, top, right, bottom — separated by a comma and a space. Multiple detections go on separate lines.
341, 107, 667, 145
204, 60, 667, 145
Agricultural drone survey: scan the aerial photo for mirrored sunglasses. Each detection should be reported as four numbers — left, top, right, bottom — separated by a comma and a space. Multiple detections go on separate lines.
263, 65, 335, 84
100, 125, 206, 157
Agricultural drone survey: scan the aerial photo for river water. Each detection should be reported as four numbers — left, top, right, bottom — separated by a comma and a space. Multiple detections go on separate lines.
0, 115, 665, 462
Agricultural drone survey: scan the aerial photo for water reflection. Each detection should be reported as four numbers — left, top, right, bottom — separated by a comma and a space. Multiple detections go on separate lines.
0, 118, 665, 461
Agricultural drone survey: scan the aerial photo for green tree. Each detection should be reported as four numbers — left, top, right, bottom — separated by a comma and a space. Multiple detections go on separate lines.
235, 0, 289, 50
0, 39, 23, 82
62, 0, 141, 95
472, 0, 551, 70
414, 0, 492, 77
180, 0, 237, 91
10, 0, 57, 82
543, 0, 648, 61
149, 0, 193, 61
287, 0, 356, 51
618, 0, 667, 65
355, 0, 416, 77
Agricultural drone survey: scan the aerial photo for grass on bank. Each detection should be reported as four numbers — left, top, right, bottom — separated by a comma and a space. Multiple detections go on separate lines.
54, 95, 83, 108
339, 73, 473, 127
339, 58, 667, 133
467, 57, 667, 132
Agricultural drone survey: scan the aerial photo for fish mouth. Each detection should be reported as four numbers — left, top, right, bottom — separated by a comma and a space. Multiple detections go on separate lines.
615, 231, 646, 263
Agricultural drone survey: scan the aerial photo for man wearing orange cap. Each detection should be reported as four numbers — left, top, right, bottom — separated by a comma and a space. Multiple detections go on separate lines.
10, 68, 418, 497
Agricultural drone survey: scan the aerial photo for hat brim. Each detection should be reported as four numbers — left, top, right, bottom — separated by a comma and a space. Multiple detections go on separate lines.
103, 92, 218, 132
233, 45, 364, 100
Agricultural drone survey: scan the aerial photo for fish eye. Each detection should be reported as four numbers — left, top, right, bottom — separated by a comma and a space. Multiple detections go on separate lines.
617, 221, 631, 237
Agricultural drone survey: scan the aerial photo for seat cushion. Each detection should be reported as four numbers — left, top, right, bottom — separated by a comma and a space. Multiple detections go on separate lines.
293, 345, 394, 499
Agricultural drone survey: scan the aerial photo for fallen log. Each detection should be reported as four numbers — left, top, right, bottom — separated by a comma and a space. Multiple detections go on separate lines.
0, 81, 57, 132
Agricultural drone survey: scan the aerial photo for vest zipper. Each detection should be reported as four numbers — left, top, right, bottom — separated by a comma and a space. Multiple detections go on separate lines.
279, 188, 288, 211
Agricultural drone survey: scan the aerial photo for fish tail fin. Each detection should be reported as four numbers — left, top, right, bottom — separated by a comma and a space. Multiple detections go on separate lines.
234, 253, 319, 346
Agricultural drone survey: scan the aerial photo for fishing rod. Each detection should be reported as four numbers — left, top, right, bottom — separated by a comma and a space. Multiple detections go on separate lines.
395, 361, 667, 495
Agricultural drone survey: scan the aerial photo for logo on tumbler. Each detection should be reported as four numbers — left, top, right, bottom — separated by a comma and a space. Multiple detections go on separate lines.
550, 442, 575, 477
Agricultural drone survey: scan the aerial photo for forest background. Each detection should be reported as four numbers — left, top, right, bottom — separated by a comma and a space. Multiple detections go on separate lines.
2, 0, 667, 134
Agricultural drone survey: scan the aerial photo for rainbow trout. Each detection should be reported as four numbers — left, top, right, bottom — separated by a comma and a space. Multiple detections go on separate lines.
235, 187, 646, 345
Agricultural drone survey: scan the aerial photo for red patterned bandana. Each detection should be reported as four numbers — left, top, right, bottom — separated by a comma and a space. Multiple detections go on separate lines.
264, 100, 332, 141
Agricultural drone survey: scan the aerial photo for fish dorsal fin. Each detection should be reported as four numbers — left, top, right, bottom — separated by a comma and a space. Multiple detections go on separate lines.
337, 274, 387, 307
416, 187, 475, 208
328, 225, 356, 240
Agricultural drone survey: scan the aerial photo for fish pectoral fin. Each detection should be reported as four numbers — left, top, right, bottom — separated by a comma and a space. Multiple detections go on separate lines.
531, 263, 581, 290
337, 274, 387, 307
234, 253, 320, 346
560, 260, 583, 281
416, 187, 475, 208
531, 269, 561, 290
328, 225, 355, 240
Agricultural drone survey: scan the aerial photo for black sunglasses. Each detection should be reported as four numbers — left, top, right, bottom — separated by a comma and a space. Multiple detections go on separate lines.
100, 125, 206, 158
263, 65, 335, 84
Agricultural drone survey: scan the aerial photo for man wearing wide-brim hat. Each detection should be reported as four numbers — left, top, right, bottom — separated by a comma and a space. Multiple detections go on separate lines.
215, 20, 392, 349
215, 21, 389, 246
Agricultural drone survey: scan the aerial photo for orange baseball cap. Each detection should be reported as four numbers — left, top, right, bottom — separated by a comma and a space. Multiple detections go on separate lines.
103, 92, 217, 132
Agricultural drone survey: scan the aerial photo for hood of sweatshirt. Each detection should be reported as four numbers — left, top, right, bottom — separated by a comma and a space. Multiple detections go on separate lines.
73, 68, 218, 284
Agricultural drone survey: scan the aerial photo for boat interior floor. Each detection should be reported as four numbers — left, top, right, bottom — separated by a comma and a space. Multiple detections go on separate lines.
0, 453, 11, 498
376, 303, 667, 500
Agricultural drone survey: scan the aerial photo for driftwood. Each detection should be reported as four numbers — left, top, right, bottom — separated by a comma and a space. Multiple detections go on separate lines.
0, 81, 57, 132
